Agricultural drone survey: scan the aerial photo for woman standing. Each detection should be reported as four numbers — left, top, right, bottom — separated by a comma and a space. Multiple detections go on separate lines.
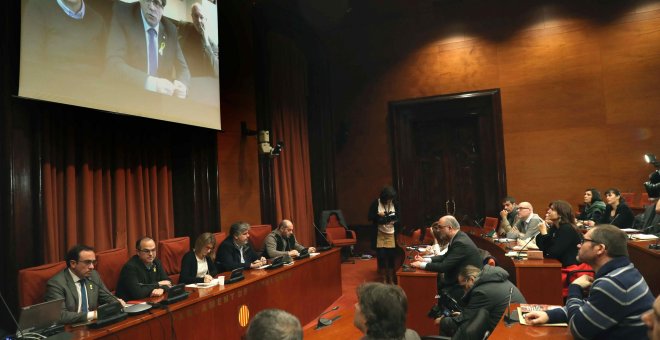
180, 232, 218, 284
368, 186, 401, 284
598, 188, 635, 228
578, 188, 606, 226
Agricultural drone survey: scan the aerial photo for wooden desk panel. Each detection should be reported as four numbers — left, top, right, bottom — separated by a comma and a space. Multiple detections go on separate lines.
628, 240, 660, 296
70, 248, 342, 339
304, 307, 362, 340
397, 270, 438, 336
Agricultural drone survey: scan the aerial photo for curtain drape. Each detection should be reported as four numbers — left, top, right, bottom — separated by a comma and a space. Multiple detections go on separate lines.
41, 114, 174, 262
268, 33, 315, 246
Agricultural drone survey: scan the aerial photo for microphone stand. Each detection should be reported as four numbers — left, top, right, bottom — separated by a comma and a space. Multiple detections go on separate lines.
502, 287, 517, 327
516, 232, 540, 261
313, 222, 333, 251
0, 290, 29, 338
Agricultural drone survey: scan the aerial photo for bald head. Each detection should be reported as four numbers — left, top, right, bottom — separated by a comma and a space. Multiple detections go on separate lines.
279, 219, 294, 238
518, 202, 533, 219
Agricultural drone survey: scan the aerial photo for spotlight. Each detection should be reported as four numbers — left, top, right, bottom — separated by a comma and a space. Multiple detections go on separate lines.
645, 153, 659, 168
644, 153, 660, 199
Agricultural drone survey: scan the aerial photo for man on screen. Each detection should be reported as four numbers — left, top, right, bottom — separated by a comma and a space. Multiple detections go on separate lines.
21, 0, 106, 83
106, 0, 190, 98
178, 3, 219, 78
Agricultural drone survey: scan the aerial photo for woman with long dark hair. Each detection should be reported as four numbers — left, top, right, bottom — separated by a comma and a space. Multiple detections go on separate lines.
535, 200, 581, 268
368, 186, 401, 284
578, 188, 606, 226
598, 188, 635, 228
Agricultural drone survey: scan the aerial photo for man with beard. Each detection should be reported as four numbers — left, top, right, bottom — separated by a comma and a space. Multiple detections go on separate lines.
178, 3, 219, 78
498, 196, 519, 236
216, 221, 267, 272
525, 225, 653, 339
116, 237, 172, 300
410, 215, 482, 301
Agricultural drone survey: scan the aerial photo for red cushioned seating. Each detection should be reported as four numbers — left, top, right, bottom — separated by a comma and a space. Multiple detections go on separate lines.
96, 248, 129, 293
158, 237, 191, 284
18, 261, 67, 307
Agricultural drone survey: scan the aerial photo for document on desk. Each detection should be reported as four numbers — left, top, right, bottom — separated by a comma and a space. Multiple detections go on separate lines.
631, 234, 659, 240
517, 304, 567, 326
186, 278, 220, 288
505, 251, 527, 257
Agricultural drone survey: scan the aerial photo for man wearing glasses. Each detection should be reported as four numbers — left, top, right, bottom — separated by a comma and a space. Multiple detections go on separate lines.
116, 237, 171, 301
45, 245, 123, 324
106, 0, 190, 97
525, 225, 654, 339
410, 215, 482, 301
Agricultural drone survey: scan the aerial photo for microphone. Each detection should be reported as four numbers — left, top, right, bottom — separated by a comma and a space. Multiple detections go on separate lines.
502, 286, 517, 326
90, 278, 155, 315
474, 217, 483, 228
516, 232, 540, 261
313, 222, 333, 251
316, 306, 339, 329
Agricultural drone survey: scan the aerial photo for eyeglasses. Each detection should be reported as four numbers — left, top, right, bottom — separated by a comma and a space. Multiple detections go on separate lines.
139, 248, 157, 254
144, 0, 164, 8
77, 260, 98, 266
580, 238, 600, 245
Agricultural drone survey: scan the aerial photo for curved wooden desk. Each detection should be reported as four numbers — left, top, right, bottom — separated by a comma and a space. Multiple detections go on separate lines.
490, 303, 571, 339
69, 248, 342, 339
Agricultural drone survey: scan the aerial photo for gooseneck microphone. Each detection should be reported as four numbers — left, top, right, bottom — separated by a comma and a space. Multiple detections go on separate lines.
516, 232, 540, 261
503, 287, 517, 326
316, 306, 340, 329
0, 290, 28, 338
313, 222, 333, 251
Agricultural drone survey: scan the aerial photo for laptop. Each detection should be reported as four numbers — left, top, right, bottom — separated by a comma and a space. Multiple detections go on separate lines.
17, 298, 63, 336
160, 283, 190, 305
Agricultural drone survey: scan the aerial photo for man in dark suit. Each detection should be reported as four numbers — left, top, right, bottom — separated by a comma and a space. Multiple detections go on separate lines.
115, 237, 171, 301
411, 215, 482, 301
216, 222, 266, 272
45, 245, 122, 324
106, 0, 190, 98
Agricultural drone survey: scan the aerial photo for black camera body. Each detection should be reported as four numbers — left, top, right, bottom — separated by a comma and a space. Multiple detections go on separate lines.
428, 292, 462, 319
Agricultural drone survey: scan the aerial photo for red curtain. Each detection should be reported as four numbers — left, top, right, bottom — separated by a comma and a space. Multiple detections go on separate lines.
41, 115, 174, 263
268, 33, 315, 246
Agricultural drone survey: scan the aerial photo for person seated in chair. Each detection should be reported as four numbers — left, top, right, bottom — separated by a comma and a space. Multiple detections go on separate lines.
525, 225, 654, 339
437, 265, 525, 336
179, 232, 218, 284
264, 219, 316, 259
45, 245, 124, 324
116, 237, 171, 301
216, 221, 266, 272
353, 282, 421, 340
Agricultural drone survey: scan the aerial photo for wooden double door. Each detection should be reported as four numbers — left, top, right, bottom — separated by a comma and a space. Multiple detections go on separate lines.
389, 89, 507, 229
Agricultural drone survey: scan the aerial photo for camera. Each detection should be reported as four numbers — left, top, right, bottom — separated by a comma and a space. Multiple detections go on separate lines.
427, 292, 462, 319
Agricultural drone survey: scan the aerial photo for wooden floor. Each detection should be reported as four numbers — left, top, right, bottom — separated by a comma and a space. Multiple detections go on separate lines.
302, 257, 379, 330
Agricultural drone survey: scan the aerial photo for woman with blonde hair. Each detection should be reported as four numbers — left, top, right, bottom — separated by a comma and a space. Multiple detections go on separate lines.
180, 232, 218, 284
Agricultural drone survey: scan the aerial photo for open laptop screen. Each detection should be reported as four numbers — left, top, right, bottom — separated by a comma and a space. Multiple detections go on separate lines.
18, 298, 63, 332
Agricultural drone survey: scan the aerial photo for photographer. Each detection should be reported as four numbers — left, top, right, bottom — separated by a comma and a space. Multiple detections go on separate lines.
437, 265, 525, 336
368, 186, 401, 284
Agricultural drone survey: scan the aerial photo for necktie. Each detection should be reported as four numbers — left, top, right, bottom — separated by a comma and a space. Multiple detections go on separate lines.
148, 28, 158, 76
79, 279, 88, 314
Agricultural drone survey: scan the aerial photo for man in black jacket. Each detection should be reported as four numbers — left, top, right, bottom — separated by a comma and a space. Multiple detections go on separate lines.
411, 215, 482, 301
216, 222, 266, 272
116, 237, 171, 301
438, 265, 526, 336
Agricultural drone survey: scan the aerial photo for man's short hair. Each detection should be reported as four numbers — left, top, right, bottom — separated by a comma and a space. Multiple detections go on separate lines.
591, 224, 629, 257
65, 245, 95, 265
229, 221, 250, 238
246, 309, 302, 340
278, 220, 292, 230
135, 236, 154, 251
459, 265, 482, 281
503, 196, 516, 204
442, 215, 461, 230
357, 282, 408, 339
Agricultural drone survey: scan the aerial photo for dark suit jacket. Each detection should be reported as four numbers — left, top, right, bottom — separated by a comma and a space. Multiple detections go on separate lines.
115, 255, 169, 301
426, 231, 482, 301
179, 250, 218, 284
106, 1, 190, 88
44, 269, 115, 324
215, 237, 258, 272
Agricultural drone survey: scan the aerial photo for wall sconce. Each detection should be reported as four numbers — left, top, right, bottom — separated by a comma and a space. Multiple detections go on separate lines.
241, 121, 284, 158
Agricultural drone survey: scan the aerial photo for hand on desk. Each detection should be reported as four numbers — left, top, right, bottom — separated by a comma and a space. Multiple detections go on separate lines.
151, 288, 165, 297
410, 261, 424, 269
203, 275, 213, 283
289, 250, 300, 257
158, 280, 172, 287
414, 254, 424, 262
308, 247, 316, 253
524, 311, 549, 325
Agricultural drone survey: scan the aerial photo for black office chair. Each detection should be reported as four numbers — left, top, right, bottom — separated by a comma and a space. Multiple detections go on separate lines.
421, 308, 491, 340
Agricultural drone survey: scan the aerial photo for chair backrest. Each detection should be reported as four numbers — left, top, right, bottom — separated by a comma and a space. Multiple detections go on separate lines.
561, 262, 594, 297
484, 217, 498, 232
452, 308, 490, 340
213, 231, 227, 254
422, 227, 435, 244
96, 248, 129, 293
325, 225, 347, 242
18, 261, 67, 307
621, 192, 636, 205
248, 225, 272, 256
158, 236, 191, 284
